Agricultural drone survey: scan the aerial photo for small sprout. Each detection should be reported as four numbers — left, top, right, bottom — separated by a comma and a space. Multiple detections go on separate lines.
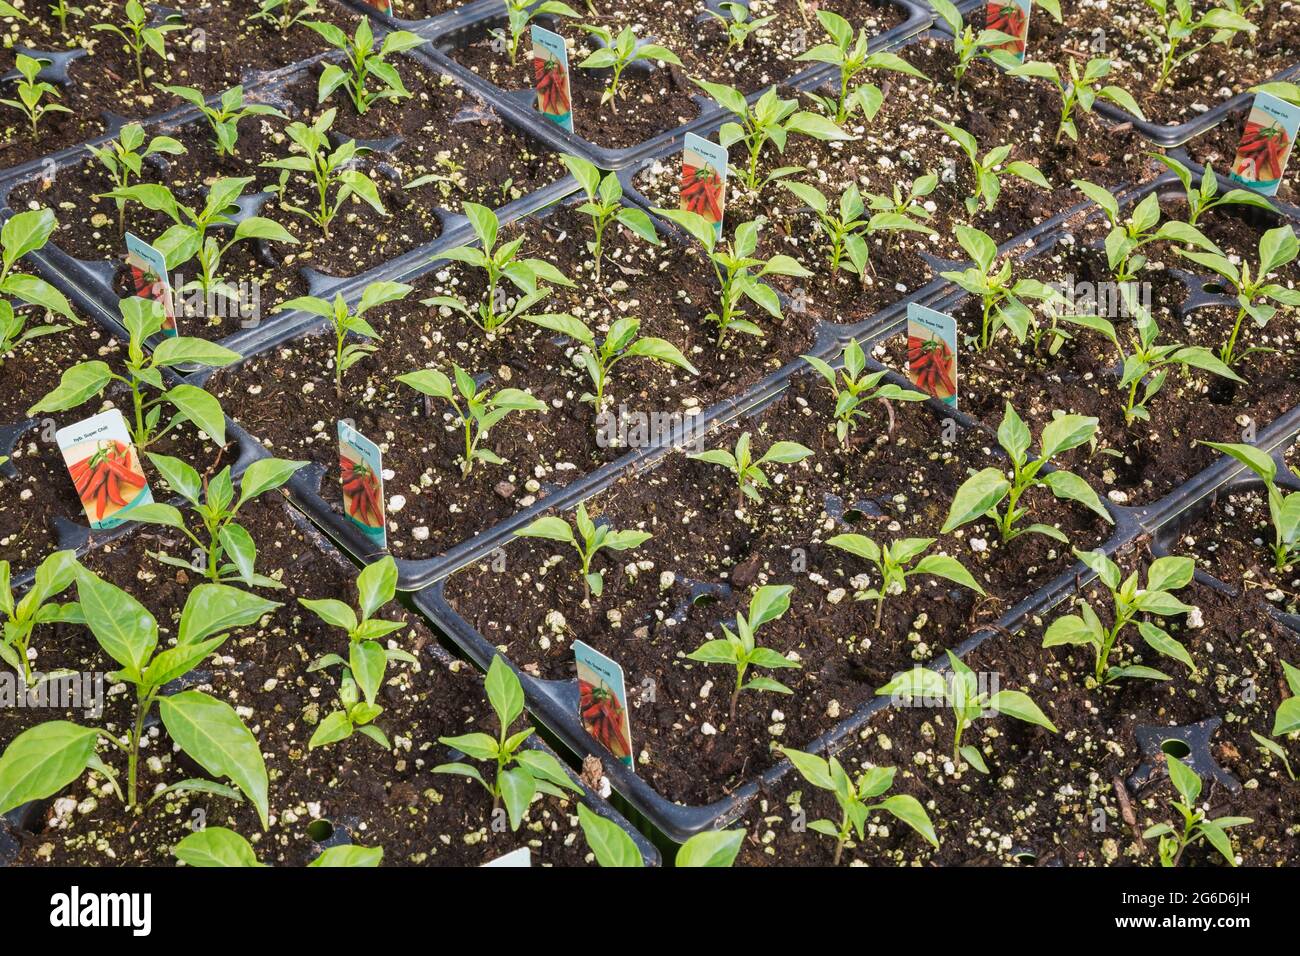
703, 0, 774, 53
1, 54, 71, 138
802, 338, 928, 445
1150, 153, 1277, 227
157, 84, 285, 157
93, 0, 185, 89
1142, 0, 1255, 93
1043, 550, 1197, 684
878, 649, 1058, 773
1198, 442, 1300, 572
434, 656, 582, 831
942, 401, 1112, 543
576, 25, 681, 106
796, 10, 929, 125
1073, 179, 1220, 283
306, 18, 426, 114
689, 431, 813, 507
941, 225, 1062, 350
928, 0, 1020, 90
250, 0, 322, 33
784, 181, 935, 280
563, 314, 697, 414
828, 533, 984, 629
687, 584, 801, 721
515, 502, 652, 599
933, 120, 1048, 217
0, 551, 81, 685
496, 0, 580, 65
277, 281, 413, 394
86, 123, 186, 234
781, 747, 938, 864
0, 208, 79, 367
1144, 755, 1252, 866
1006, 57, 1144, 144
560, 153, 661, 282
398, 363, 547, 478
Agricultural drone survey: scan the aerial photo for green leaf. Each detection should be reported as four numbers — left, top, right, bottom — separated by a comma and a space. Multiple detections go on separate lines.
153, 336, 241, 369
1165, 754, 1201, 807
485, 655, 524, 733
515, 515, 575, 544
299, 598, 358, 634
1138, 621, 1195, 673
26, 361, 112, 416
165, 384, 228, 445
309, 844, 384, 867
748, 584, 792, 629
676, 829, 745, 867
349, 640, 386, 707
0, 722, 101, 815
1041, 469, 1111, 523
912, 554, 985, 595
173, 827, 265, 867
158, 690, 269, 829
237, 457, 306, 506
498, 765, 537, 831
877, 794, 939, 848
987, 690, 1058, 733
74, 567, 157, 677
779, 746, 833, 791
941, 468, 1010, 533
356, 556, 397, 622
577, 803, 643, 866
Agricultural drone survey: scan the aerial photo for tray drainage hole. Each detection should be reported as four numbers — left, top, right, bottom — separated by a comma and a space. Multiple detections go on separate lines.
1160, 739, 1191, 759
693, 594, 719, 607
307, 819, 334, 842
1012, 851, 1037, 865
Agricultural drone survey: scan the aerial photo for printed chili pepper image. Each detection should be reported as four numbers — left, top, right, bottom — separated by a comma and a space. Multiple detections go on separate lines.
531, 25, 573, 132
574, 640, 634, 767
65, 439, 149, 527
986, 0, 1028, 57
681, 163, 725, 222
907, 305, 959, 407
338, 421, 388, 548
125, 233, 178, 335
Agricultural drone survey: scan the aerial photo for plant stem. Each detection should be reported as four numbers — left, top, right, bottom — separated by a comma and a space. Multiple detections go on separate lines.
833, 818, 849, 865
127, 692, 149, 807
1220, 306, 1248, 368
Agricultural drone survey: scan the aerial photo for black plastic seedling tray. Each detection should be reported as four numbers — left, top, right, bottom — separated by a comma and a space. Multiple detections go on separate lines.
0, 495, 659, 868
0, 41, 577, 363
420, 0, 933, 169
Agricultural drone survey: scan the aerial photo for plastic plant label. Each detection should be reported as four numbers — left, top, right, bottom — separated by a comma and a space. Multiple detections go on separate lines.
681, 132, 729, 237
1230, 91, 1300, 196
338, 421, 387, 550
531, 25, 574, 133
907, 303, 959, 409
986, 0, 1031, 62
364, 0, 394, 12
57, 409, 153, 530
125, 232, 178, 336
482, 847, 532, 867
574, 640, 634, 768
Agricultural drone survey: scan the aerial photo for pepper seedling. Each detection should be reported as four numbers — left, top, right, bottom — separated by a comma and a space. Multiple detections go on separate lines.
783, 181, 935, 280
1142, 0, 1255, 93
1251, 660, 1299, 780
1, 207, 78, 366
29, 296, 239, 450
263, 110, 387, 239
559, 153, 660, 282
942, 402, 1112, 542
689, 430, 813, 507
1, 54, 71, 138
300, 557, 417, 751
0, 550, 82, 685
398, 363, 547, 478
99, 176, 298, 299
561, 314, 697, 414
1198, 442, 1300, 572
86, 123, 185, 234
928, 0, 1019, 90
515, 502, 652, 598
173, 826, 382, 867
129, 454, 306, 587
1175, 225, 1300, 370
156, 84, 285, 157
877, 650, 1058, 773
703, 0, 773, 53
92, 0, 185, 89
1144, 755, 1252, 866
796, 10, 929, 125
1150, 153, 1276, 226
864, 174, 939, 252
687, 584, 801, 720
250, 0, 322, 33
1072, 178, 1218, 284
781, 748, 938, 864
0, 568, 278, 822
578, 804, 746, 867
496, 0, 580, 64
1006, 57, 1144, 144
941, 225, 1063, 350
434, 656, 582, 831
1043, 549, 1197, 684
423, 202, 576, 334
277, 280, 413, 394
576, 25, 681, 105
653, 208, 811, 345
828, 534, 984, 629
692, 82, 850, 193
306, 18, 426, 113
933, 121, 1048, 217
802, 338, 928, 445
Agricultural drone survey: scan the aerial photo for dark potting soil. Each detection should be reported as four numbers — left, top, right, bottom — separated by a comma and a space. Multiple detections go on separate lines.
0, 0, 362, 171
208, 202, 819, 560
447, 0, 907, 148
392, 0, 472, 20
9, 54, 564, 334
3, 496, 605, 867
1172, 485, 1300, 616
444, 373, 1113, 805
877, 229, 1300, 506
733, 553, 1299, 866
633, 37, 1154, 321
1018, 0, 1300, 127
1183, 106, 1300, 208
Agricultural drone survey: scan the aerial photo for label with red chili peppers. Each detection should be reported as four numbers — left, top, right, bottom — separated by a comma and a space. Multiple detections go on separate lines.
681, 131, 729, 237
125, 232, 178, 337
574, 640, 634, 768
907, 303, 959, 409
56, 409, 154, 530
338, 420, 387, 549
482, 847, 532, 867
985, 0, 1031, 62
365, 0, 393, 13
531, 25, 574, 134
1231, 91, 1300, 197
